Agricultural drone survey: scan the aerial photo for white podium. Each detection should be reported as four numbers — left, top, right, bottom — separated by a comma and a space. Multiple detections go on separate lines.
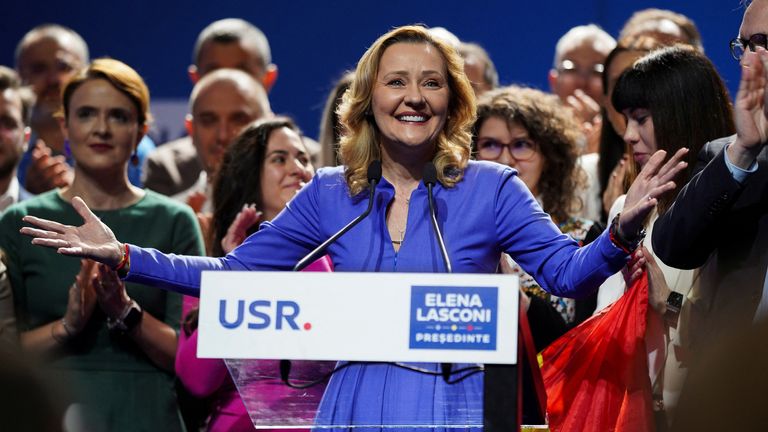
198, 271, 519, 429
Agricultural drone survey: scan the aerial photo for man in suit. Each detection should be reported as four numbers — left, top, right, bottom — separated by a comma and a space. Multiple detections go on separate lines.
142, 18, 278, 196
652, 0, 768, 340
0, 66, 34, 213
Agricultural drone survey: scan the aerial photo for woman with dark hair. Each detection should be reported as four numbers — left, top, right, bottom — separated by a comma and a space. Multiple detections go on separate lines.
0, 58, 203, 430
598, 35, 670, 222
474, 85, 599, 333
176, 116, 327, 431
602, 45, 735, 428
20, 26, 686, 427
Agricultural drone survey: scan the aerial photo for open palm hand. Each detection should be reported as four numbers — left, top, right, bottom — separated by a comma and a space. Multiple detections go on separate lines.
20, 196, 124, 267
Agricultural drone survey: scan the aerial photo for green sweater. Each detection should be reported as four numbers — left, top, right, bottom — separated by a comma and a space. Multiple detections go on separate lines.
0, 190, 204, 431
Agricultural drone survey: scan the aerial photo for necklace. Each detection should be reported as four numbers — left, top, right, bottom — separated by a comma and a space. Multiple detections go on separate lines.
391, 196, 410, 245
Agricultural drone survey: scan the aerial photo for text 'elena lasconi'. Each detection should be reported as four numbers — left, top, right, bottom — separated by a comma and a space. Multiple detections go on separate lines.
415, 293, 492, 323
409, 286, 499, 351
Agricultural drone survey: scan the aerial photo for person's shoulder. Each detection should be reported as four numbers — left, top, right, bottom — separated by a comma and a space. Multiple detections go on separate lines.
138, 190, 196, 217
701, 135, 736, 159
148, 136, 195, 161
462, 160, 516, 184
5, 190, 64, 214
311, 166, 349, 192
0, 190, 62, 228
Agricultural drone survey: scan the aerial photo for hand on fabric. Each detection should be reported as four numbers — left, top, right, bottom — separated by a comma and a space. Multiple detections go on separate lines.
619, 148, 688, 238
603, 156, 628, 215
25, 140, 72, 193
731, 47, 768, 168
93, 263, 131, 320
221, 204, 262, 254
566, 89, 601, 125
622, 248, 646, 286
642, 246, 671, 315
20, 196, 124, 267
63, 259, 98, 334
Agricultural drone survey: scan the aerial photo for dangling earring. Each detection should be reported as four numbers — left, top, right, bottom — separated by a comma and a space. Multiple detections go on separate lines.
130, 151, 139, 166
64, 139, 72, 158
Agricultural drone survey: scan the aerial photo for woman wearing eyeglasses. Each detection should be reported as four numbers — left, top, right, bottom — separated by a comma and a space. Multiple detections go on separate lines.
474, 85, 600, 338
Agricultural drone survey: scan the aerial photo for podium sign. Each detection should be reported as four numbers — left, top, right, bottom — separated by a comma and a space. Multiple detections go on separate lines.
198, 271, 519, 429
198, 271, 518, 364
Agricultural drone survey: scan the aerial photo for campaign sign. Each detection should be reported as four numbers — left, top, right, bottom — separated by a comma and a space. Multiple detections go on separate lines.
410, 286, 498, 351
198, 272, 518, 364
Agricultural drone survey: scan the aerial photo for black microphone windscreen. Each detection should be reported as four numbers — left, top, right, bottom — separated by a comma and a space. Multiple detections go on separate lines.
367, 160, 382, 183
423, 162, 438, 186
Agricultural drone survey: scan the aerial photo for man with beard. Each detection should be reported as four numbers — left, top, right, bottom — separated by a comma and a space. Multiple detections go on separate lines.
0, 66, 34, 213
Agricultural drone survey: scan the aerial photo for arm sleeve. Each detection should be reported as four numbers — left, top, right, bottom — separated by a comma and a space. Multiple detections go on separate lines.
652, 145, 745, 269
161, 205, 206, 329
126, 175, 325, 295
495, 170, 628, 299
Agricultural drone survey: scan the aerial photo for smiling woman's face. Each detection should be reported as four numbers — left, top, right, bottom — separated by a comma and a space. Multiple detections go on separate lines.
259, 126, 314, 221
371, 42, 450, 153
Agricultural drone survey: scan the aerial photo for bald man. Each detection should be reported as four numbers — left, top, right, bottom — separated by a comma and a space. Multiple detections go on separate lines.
172, 69, 271, 213
144, 19, 278, 196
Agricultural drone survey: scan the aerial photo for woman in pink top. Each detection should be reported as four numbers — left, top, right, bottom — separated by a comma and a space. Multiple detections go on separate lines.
176, 117, 331, 431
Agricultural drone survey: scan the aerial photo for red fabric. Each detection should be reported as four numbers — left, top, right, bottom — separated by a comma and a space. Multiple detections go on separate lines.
540, 273, 655, 432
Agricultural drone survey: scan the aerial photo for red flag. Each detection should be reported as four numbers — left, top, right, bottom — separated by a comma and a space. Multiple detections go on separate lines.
540, 273, 654, 432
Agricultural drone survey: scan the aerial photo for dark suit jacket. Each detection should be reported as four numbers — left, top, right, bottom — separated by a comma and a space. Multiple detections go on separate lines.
142, 136, 203, 196
653, 136, 768, 339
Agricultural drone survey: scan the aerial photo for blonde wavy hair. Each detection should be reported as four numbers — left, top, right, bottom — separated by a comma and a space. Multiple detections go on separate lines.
338, 25, 476, 196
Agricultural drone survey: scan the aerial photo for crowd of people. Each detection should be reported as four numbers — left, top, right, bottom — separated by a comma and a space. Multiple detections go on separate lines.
0, 2, 766, 431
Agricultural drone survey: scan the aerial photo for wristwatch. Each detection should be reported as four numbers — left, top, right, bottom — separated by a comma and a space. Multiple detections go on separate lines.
664, 291, 684, 328
107, 301, 143, 334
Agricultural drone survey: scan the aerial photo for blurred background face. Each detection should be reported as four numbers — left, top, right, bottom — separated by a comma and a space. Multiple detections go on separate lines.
551, 42, 606, 105
196, 41, 265, 81
0, 88, 26, 177
260, 126, 313, 220
604, 50, 644, 136
190, 80, 267, 175
17, 35, 85, 112
64, 79, 140, 172
476, 116, 543, 195
463, 54, 492, 96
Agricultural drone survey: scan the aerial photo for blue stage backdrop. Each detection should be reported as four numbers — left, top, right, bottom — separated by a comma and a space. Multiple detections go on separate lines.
0, 0, 744, 144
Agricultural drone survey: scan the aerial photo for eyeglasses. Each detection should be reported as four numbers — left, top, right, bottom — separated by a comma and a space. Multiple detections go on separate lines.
730, 33, 768, 61
476, 138, 537, 161
558, 59, 604, 79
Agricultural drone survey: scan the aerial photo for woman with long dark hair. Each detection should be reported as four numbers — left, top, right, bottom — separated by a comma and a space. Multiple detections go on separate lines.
605, 45, 735, 427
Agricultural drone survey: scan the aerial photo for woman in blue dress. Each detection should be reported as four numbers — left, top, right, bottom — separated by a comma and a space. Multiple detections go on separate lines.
19, 26, 688, 430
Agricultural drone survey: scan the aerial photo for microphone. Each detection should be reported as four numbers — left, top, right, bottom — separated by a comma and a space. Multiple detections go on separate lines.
423, 162, 452, 273
292, 160, 382, 272
282, 160, 382, 389
424, 162, 455, 384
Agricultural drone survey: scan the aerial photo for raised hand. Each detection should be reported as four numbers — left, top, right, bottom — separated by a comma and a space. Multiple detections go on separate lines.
93, 264, 132, 320
25, 141, 73, 194
221, 204, 262, 254
20, 196, 124, 267
619, 148, 689, 237
642, 246, 671, 315
63, 259, 98, 334
730, 47, 768, 168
